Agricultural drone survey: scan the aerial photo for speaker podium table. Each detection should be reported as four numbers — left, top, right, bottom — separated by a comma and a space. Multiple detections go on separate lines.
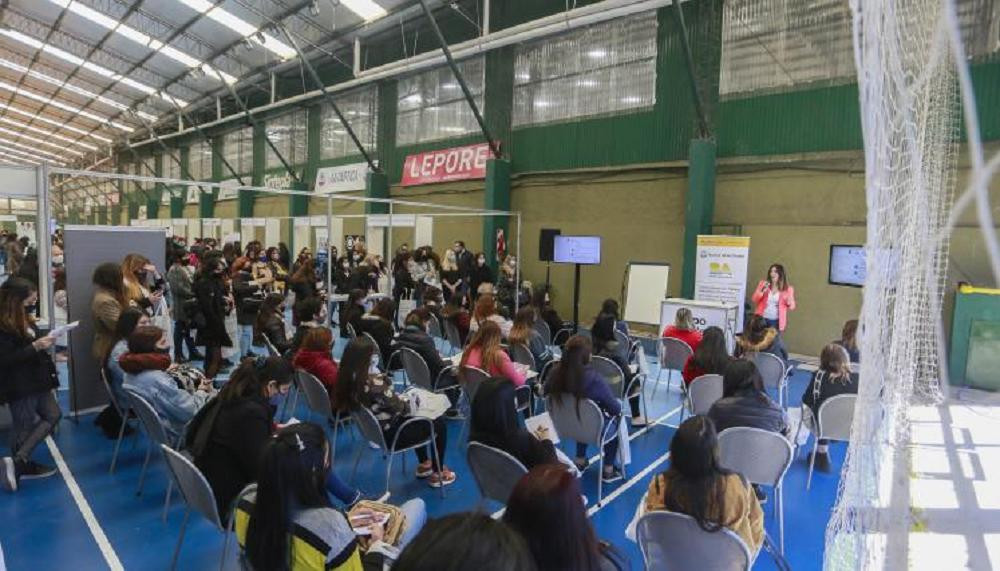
659, 298, 739, 353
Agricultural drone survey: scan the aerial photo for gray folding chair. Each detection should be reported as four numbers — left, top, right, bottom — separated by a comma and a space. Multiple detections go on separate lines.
591, 355, 646, 423
442, 319, 463, 356
636, 511, 752, 571
750, 352, 792, 408
345, 322, 358, 340
102, 368, 135, 474
655, 337, 693, 399
466, 441, 529, 506
427, 314, 444, 351
613, 328, 640, 364
160, 445, 232, 571
552, 326, 574, 347
802, 394, 857, 490
546, 394, 621, 504
261, 334, 280, 358
460, 365, 491, 406
686, 374, 724, 418
398, 347, 458, 395
718, 427, 794, 554
533, 319, 552, 346
124, 388, 182, 521
509, 343, 536, 370
349, 406, 445, 498
295, 370, 350, 464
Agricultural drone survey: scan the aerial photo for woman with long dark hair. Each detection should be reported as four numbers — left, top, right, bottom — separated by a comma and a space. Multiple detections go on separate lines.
835, 319, 860, 363
334, 337, 456, 488
470, 378, 559, 470
339, 288, 365, 339
547, 335, 624, 482
505, 465, 627, 571
90, 262, 128, 362
707, 360, 787, 435
641, 415, 763, 553
735, 314, 788, 361
289, 257, 320, 302
507, 306, 553, 370
194, 256, 233, 379
359, 297, 396, 366
591, 312, 643, 425
682, 326, 730, 386
0, 278, 60, 490
239, 423, 426, 570
751, 263, 796, 332
252, 293, 289, 355
393, 513, 536, 571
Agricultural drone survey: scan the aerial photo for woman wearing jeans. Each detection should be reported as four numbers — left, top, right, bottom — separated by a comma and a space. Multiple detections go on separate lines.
0, 278, 61, 491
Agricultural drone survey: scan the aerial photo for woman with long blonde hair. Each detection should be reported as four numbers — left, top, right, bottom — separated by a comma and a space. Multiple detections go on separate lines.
121, 253, 163, 311
459, 321, 525, 387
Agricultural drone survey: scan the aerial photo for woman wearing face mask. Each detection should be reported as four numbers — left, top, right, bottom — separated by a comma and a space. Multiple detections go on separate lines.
469, 252, 494, 301
0, 278, 61, 491
121, 253, 164, 313
120, 326, 214, 441
253, 293, 290, 355
335, 337, 457, 488
166, 251, 202, 363
91, 262, 128, 363
264, 246, 288, 294
194, 257, 234, 379
292, 247, 312, 275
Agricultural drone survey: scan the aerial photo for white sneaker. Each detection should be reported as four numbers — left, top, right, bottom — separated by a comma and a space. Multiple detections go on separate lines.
0, 457, 18, 492
630, 416, 649, 427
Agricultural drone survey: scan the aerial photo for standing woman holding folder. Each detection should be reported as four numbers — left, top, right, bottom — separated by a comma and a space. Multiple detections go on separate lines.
752, 263, 796, 332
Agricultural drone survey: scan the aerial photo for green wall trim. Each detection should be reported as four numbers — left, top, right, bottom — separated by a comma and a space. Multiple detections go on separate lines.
366, 171, 389, 215
170, 194, 185, 218
681, 139, 717, 297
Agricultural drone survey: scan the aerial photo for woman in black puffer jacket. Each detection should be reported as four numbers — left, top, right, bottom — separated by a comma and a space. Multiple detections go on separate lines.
708, 359, 787, 436
0, 278, 61, 491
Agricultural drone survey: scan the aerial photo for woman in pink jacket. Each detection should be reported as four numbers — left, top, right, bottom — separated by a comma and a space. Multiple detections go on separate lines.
751, 264, 796, 332
459, 321, 526, 387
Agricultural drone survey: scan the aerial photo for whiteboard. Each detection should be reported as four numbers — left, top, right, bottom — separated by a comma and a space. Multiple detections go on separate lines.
623, 262, 670, 325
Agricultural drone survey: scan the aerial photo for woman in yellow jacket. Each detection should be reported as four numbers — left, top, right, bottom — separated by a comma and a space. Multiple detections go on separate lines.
640, 415, 764, 554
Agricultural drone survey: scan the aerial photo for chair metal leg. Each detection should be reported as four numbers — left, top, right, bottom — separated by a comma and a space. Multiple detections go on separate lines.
331, 420, 340, 466
169, 509, 191, 571
597, 450, 604, 506
136, 443, 153, 496
109, 415, 129, 474
429, 425, 445, 499
651, 368, 663, 400
384, 453, 394, 497
777, 483, 785, 554
219, 526, 231, 571
806, 440, 819, 490
162, 481, 174, 523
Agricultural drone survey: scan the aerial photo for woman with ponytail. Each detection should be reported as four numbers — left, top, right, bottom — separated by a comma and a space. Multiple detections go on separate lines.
238, 423, 426, 571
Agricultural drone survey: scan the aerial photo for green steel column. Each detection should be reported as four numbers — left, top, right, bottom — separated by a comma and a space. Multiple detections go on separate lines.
127, 201, 139, 222
290, 105, 321, 225
681, 139, 717, 298
170, 193, 184, 218
146, 195, 160, 220
366, 171, 389, 215
110, 204, 121, 225
483, 158, 511, 269
97, 206, 108, 225
238, 126, 262, 218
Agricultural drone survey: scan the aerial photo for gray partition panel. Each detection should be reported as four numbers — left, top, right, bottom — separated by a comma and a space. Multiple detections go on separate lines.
64, 226, 166, 413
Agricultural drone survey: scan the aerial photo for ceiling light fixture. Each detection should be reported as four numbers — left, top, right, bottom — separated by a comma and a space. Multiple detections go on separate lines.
340, 0, 388, 22
0, 137, 70, 162
0, 100, 111, 143
0, 55, 158, 121
0, 125, 84, 156
0, 76, 135, 132
0, 115, 98, 150
45, 0, 238, 85
175, 0, 296, 60
0, 29, 188, 107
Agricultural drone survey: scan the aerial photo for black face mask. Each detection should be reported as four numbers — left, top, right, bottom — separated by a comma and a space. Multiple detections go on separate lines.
24, 303, 38, 314
155, 347, 171, 355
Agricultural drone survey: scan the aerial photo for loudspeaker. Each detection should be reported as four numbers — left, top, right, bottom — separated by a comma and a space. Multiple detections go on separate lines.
539, 228, 561, 262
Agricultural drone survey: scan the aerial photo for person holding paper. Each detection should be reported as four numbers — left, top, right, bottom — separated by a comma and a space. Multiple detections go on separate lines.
0, 278, 61, 491
470, 379, 559, 470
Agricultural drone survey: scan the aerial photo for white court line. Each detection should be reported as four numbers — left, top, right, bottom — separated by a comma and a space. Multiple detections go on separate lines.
45, 436, 124, 571
587, 451, 671, 517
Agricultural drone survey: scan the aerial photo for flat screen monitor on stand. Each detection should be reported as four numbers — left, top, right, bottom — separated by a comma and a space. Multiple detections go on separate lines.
553, 235, 602, 332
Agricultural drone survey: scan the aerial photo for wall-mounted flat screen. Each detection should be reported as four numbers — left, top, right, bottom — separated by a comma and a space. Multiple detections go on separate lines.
829, 244, 866, 287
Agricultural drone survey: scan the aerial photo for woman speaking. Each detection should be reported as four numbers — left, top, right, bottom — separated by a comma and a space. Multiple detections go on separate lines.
751, 263, 796, 332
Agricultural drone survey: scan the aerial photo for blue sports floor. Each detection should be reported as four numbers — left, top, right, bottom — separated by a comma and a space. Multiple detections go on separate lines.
0, 341, 840, 570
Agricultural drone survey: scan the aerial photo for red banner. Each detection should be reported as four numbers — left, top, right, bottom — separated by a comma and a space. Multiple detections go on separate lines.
401, 142, 491, 186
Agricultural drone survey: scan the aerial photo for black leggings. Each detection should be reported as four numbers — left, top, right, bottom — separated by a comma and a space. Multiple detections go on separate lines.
204, 345, 223, 379
385, 417, 447, 472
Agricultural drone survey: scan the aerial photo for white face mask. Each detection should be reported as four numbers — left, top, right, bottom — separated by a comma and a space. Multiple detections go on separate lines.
52, 255, 64, 265
369, 353, 381, 374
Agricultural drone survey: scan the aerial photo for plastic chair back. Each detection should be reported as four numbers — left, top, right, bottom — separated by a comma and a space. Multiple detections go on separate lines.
295, 370, 333, 421
533, 319, 552, 345
345, 323, 357, 340
443, 319, 463, 350
591, 355, 625, 398
613, 329, 632, 362
161, 445, 224, 532
509, 343, 536, 370
817, 394, 857, 442
427, 314, 443, 339
399, 347, 434, 391
718, 427, 793, 487
124, 389, 170, 447
636, 511, 751, 571
546, 394, 604, 446
688, 374, 724, 415
659, 337, 694, 371
101, 368, 125, 417
460, 366, 491, 403
350, 406, 388, 451
750, 352, 786, 391
467, 442, 529, 505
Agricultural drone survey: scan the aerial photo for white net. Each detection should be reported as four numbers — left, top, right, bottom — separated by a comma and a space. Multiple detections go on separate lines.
826, 0, 1000, 568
